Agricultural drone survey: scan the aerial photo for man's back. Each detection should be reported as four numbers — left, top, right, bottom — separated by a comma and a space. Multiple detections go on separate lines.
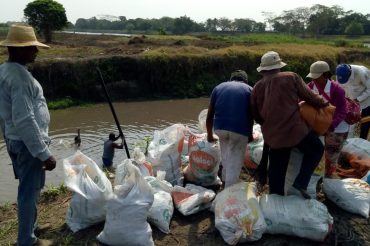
211, 81, 252, 137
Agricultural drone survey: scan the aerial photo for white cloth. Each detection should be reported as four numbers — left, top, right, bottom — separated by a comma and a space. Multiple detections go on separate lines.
342, 65, 370, 110
215, 129, 248, 188
312, 80, 349, 133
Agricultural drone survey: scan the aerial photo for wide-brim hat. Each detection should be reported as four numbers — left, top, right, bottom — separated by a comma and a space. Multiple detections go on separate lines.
257, 51, 286, 72
0, 25, 49, 48
307, 61, 330, 79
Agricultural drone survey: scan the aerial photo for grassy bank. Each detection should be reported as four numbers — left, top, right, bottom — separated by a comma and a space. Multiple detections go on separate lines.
0, 32, 369, 104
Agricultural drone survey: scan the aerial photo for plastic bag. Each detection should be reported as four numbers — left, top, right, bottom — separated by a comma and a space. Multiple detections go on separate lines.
260, 194, 333, 241
147, 124, 185, 185
244, 124, 264, 169
214, 182, 266, 245
172, 184, 215, 216
183, 131, 221, 186
323, 178, 370, 218
145, 176, 174, 233
132, 147, 153, 177
97, 160, 154, 246
63, 151, 113, 232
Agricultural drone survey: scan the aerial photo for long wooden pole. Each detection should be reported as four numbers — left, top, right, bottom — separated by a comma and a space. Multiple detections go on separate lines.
96, 67, 130, 159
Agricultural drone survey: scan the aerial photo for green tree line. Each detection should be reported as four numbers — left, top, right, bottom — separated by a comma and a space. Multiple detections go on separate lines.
69, 4, 369, 35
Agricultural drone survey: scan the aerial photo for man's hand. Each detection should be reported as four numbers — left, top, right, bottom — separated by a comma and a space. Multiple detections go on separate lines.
43, 156, 56, 171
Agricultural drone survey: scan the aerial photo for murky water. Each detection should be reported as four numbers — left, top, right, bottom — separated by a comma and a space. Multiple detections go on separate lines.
0, 98, 209, 203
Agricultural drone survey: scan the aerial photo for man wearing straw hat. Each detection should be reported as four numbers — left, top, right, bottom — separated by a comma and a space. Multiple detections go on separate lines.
0, 25, 56, 246
251, 51, 327, 199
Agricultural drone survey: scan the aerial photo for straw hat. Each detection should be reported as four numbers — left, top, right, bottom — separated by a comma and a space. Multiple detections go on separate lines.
0, 25, 49, 48
257, 51, 286, 72
307, 61, 330, 79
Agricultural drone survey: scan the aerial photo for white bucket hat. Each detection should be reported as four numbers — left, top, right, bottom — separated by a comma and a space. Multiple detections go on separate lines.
257, 51, 287, 72
0, 25, 49, 48
306, 61, 330, 79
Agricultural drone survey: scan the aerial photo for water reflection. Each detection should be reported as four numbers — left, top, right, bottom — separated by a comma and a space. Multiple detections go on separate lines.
0, 98, 209, 203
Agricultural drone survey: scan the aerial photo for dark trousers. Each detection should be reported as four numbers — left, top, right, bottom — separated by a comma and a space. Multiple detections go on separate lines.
360, 106, 370, 140
268, 131, 324, 195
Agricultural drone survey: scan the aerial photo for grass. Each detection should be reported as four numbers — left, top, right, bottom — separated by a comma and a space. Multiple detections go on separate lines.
47, 98, 92, 110
200, 33, 370, 48
42, 184, 69, 201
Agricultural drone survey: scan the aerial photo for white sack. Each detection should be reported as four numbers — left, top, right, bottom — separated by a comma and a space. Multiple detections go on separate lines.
323, 178, 370, 218
260, 194, 333, 241
97, 160, 154, 246
183, 131, 221, 186
172, 184, 215, 216
147, 124, 185, 185
63, 151, 112, 232
214, 182, 266, 245
145, 176, 174, 234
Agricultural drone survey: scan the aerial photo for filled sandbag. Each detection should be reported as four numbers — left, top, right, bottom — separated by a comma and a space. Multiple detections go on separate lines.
97, 160, 154, 246
63, 151, 113, 232
323, 178, 370, 218
244, 124, 264, 169
260, 194, 333, 241
172, 184, 215, 216
145, 176, 174, 234
183, 131, 221, 186
214, 182, 266, 245
147, 124, 185, 185
132, 147, 153, 177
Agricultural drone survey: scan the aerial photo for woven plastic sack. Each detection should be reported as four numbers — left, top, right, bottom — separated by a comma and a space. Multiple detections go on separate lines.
97, 160, 154, 246
63, 151, 113, 232
323, 178, 370, 218
244, 124, 264, 169
260, 194, 333, 241
214, 182, 266, 245
183, 131, 221, 186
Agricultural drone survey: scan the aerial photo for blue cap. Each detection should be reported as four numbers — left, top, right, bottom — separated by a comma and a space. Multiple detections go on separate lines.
336, 64, 351, 84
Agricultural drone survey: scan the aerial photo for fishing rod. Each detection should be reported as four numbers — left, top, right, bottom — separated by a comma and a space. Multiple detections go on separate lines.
96, 67, 130, 159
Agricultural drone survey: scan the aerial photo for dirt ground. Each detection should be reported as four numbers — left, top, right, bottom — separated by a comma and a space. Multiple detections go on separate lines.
0, 167, 369, 246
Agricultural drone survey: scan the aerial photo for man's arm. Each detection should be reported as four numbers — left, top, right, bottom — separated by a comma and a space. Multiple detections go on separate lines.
295, 74, 328, 108
206, 102, 216, 142
356, 68, 370, 102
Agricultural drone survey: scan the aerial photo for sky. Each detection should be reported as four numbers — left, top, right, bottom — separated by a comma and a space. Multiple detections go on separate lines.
1, 0, 369, 24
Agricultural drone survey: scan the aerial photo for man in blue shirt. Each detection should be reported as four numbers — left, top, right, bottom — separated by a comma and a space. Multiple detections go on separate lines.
102, 133, 123, 169
0, 25, 56, 246
206, 70, 253, 188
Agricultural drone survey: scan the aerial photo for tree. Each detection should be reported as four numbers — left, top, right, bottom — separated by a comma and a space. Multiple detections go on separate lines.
173, 16, 195, 34
233, 18, 255, 33
345, 22, 364, 35
24, 0, 67, 42
218, 17, 232, 31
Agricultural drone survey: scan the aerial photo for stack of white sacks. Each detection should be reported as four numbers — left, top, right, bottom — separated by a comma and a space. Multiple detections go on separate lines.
61, 111, 369, 246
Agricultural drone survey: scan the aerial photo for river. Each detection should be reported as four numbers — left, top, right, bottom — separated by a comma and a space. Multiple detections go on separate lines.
0, 98, 209, 203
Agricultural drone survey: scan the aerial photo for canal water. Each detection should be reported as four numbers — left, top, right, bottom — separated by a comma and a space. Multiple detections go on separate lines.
0, 98, 209, 203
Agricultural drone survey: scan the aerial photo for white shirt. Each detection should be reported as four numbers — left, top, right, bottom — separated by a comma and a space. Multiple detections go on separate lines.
342, 65, 370, 110
312, 80, 349, 133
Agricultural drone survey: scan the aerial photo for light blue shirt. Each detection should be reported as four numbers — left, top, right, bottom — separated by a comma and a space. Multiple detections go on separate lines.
0, 62, 51, 161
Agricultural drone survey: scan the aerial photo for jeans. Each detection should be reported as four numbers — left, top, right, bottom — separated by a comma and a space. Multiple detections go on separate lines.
324, 131, 348, 176
268, 131, 324, 195
215, 130, 248, 188
360, 106, 370, 140
6, 139, 45, 246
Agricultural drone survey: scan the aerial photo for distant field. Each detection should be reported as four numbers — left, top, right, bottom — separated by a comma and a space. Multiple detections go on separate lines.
0, 32, 369, 68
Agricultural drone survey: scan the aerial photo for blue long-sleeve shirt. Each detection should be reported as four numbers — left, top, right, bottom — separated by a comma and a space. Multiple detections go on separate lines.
0, 62, 51, 161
